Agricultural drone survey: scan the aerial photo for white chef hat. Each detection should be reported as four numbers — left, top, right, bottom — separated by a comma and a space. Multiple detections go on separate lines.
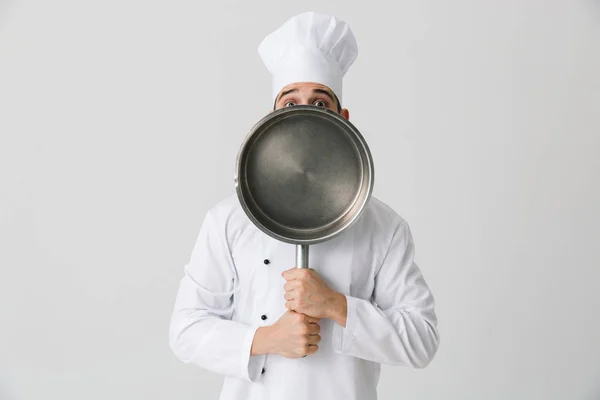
258, 12, 358, 105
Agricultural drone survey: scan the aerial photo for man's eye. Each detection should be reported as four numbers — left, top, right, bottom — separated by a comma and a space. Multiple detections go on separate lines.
284, 101, 296, 107
314, 100, 327, 107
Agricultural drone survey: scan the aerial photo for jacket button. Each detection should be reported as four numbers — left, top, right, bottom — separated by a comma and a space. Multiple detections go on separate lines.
261, 315, 267, 320
261, 368, 265, 374
263, 259, 270, 265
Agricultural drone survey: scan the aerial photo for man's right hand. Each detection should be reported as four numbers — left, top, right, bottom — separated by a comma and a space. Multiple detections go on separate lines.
251, 310, 321, 358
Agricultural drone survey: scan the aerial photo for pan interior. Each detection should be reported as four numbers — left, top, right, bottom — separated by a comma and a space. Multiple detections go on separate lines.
240, 110, 368, 242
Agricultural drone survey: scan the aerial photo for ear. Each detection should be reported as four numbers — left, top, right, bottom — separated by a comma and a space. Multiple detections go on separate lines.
340, 108, 349, 120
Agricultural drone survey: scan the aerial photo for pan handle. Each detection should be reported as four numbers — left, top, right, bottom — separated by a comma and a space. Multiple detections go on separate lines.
296, 245, 309, 269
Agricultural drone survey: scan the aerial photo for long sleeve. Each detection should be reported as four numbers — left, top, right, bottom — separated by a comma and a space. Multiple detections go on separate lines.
332, 219, 440, 368
169, 209, 266, 381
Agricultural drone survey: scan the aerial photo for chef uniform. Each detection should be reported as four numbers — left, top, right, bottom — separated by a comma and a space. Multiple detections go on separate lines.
169, 12, 439, 400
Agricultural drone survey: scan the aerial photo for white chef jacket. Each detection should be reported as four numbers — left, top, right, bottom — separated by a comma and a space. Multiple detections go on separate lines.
169, 193, 439, 400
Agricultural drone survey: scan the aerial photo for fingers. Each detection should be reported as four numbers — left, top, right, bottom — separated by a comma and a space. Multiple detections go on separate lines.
308, 323, 320, 335
306, 344, 319, 355
284, 287, 308, 301
307, 334, 321, 346
282, 267, 313, 282
283, 280, 301, 292
281, 268, 302, 281
292, 329, 320, 358
298, 341, 320, 358
288, 310, 320, 324
303, 314, 320, 324
285, 300, 296, 312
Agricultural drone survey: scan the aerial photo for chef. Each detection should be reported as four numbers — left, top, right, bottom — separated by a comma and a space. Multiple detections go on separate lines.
169, 11, 439, 400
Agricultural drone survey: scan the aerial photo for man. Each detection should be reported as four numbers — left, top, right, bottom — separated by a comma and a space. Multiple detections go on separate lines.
169, 11, 439, 400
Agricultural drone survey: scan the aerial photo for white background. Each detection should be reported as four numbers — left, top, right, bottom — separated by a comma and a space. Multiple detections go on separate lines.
1, 1, 599, 399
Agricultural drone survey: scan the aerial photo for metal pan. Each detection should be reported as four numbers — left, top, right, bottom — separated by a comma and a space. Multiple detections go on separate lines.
234, 105, 374, 269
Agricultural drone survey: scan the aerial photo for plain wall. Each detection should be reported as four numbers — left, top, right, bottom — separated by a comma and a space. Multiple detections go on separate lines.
1, 1, 599, 399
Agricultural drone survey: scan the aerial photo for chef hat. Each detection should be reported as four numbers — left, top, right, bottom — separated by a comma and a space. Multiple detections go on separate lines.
258, 12, 358, 104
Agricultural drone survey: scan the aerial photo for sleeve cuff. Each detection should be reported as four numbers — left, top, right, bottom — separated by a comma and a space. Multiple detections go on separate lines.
241, 326, 267, 382
332, 294, 358, 354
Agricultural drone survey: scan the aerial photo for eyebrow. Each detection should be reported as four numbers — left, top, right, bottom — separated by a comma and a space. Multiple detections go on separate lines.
313, 88, 335, 104
276, 88, 299, 103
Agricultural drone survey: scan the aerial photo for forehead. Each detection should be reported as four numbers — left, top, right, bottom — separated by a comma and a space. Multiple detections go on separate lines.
276, 82, 335, 98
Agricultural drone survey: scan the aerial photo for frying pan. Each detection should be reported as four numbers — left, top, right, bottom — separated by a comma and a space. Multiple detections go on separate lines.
234, 105, 374, 269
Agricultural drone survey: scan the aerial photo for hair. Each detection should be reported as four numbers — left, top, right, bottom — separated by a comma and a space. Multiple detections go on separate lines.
272, 92, 342, 113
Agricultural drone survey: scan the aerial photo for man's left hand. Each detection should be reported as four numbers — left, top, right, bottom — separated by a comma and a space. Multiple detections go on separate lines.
282, 267, 347, 321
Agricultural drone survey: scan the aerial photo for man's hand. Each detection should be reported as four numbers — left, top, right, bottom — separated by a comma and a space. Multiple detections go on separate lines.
252, 311, 321, 358
282, 267, 347, 325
